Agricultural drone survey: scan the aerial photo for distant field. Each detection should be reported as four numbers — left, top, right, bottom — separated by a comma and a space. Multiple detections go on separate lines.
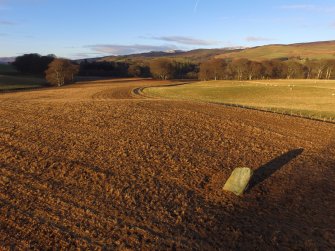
0, 75, 46, 91
0, 64, 18, 74
144, 79, 335, 120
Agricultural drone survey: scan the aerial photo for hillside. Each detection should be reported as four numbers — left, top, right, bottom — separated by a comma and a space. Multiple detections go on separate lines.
96, 48, 244, 63
0, 57, 15, 64
91, 40, 335, 63
7, 40, 335, 65
215, 40, 335, 61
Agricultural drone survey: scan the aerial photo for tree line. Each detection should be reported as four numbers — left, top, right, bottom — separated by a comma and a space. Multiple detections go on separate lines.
11, 54, 199, 86
198, 58, 335, 81
78, 59, 198, 79
11, 53, 335, 87
12, 54, 56, 75
12, 54, 79, 86
82, 57, 334, 81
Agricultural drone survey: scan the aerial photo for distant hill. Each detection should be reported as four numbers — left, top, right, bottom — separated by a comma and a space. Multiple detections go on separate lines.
77, 40, 335, 63
0, 57, 15, 64
215, 40, 335, 61
95, 48, 245, 63
3, 40, 335, 65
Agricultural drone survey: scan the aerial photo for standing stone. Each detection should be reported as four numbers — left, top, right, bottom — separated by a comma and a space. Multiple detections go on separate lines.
223, 167, 253, 196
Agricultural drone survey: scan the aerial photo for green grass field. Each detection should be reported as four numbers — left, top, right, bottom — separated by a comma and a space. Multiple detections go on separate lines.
0, 75, 47, 91
0, 64, 18, 74
144, 79, 335, 120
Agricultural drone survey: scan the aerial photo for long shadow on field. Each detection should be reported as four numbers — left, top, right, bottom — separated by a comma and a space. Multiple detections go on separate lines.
248, 148, 304, 191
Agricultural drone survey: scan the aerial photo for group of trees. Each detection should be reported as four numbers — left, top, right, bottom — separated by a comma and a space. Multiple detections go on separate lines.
79, 61, 130, 77
127, 62, 151, 78
45, 59, 79, 86
149, 59, 198, 79
12, 53, 335, 87
79, 59, 197, 80
199, 58, 335, 81
78, 60, 152, 78
12, 53, 55, 75
12, 54, 79, 86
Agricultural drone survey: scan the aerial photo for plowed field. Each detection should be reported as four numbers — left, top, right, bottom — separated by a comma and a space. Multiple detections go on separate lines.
0, 79, 334, 250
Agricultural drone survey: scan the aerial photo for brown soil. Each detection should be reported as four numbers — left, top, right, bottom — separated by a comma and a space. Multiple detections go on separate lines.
0, 79, 334, 250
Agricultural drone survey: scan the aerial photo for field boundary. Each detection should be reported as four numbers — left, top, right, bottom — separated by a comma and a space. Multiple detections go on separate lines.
132, 81, 195, 98
210, 102, 335, 125
0, 85, 50, 93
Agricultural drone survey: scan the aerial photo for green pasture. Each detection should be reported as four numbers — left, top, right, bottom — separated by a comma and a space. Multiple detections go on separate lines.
0, 75, 46, 91
0, 64, 17, 74
144, 79, 335, 120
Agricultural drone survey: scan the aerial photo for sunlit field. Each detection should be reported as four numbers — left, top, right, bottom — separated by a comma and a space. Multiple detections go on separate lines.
0, 79, 334, 249
144, 79, 335, 120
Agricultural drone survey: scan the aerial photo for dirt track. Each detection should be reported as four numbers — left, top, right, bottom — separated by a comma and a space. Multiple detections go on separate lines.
0, 79, 334, 250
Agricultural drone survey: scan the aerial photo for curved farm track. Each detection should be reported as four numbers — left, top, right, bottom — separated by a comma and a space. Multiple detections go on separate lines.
0, 79, 334, 250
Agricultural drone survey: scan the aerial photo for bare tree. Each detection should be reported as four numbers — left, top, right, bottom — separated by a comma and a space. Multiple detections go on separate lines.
128, 64, 142, 77
199, 59, 227, 81
149, 59, 174, 80
248, 61, 264, 80
314, 60, 327, 79
284, 60, 304, 79
324, 60, 335, 79
229, 59, 250, 80
45, 59, 79, 86
304, 59, 317, 79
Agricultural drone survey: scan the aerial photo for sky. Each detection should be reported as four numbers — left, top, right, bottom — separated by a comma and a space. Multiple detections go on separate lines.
0, 0, 335, 59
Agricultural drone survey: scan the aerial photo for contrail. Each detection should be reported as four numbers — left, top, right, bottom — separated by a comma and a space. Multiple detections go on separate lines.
194, 0, 200, 13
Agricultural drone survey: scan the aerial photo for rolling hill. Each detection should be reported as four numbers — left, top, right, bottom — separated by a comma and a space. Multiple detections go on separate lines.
95, 48, 244, 63
5, 40, 335, 65
90, 40, 335, 63
0, 57, 15, 64
215, 40, 335, 61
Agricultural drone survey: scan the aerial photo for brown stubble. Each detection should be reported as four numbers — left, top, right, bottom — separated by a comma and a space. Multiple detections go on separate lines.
0, 79, 334, 250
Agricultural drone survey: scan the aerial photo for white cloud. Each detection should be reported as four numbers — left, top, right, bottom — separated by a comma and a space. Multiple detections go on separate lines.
85, 44, 179, 55
71, 52, 105, 59
245, 36, 273, 42
149, 36, 220, 46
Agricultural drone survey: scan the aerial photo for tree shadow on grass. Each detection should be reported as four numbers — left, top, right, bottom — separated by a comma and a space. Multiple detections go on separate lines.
248, 148, 304, 191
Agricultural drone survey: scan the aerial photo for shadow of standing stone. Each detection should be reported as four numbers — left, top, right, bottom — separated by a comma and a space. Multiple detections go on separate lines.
247, 148, 304, 191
